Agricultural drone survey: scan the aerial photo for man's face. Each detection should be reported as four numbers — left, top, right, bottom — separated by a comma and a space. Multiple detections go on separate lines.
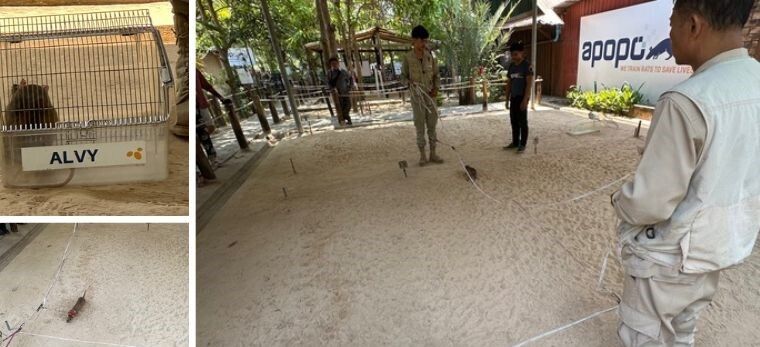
330, 60, 339, 70
669, 8, 695, 65
510, 50, 525, 63
412, 38, 428, 51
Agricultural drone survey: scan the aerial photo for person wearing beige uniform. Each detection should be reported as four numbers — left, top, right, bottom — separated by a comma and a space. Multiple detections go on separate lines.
401, 25, 443, 166
611, 1, 760, 346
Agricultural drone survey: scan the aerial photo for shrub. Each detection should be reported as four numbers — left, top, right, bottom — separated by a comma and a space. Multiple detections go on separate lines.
565, 83, 644, 116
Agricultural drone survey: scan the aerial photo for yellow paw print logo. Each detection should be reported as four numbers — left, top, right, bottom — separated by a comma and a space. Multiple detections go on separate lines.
126, 147, 144, 160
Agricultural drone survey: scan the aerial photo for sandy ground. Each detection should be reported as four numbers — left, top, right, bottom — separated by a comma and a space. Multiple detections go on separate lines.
0, 5, 188, 216
0, 224, 32, 261
0, 223, 188, 346
197, 109, 760, 346
209, 99, 509, 167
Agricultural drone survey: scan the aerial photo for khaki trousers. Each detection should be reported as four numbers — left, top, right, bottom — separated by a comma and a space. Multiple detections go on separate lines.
618, 271, 720, 347
412, 96, 437, 148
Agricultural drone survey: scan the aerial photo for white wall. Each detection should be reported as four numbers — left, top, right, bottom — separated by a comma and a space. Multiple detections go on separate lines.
576, 0, 692, 105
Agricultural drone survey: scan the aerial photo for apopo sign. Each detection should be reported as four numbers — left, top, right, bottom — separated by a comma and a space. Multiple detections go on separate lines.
576, 0, 692, 104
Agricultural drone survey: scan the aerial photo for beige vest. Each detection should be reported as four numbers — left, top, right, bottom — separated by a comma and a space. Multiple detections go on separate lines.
620, 50, 760, 274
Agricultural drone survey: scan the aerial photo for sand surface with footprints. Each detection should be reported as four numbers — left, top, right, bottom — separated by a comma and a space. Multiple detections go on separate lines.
0, 223, 188, 346
197, 109, 760, 346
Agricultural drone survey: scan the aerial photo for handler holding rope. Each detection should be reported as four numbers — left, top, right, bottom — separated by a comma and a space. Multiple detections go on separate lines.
612, 1, 760, 345
401, 25, 443, 166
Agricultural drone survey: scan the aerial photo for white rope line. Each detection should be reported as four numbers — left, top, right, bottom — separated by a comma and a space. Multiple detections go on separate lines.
597, 248, 612, 290
410, 83, 633, 209
511, 305, 618, 347
41, 223, 78, 308
411, 83, 437, 115
597, 213, 623, 303
447, 145, 504, 205
18, 332, 140, 347
411, 83, 504, 204
528, 173, 632, 209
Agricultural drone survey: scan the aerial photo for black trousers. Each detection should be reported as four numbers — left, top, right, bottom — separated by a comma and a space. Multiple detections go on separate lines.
196, 108, 216, 159
338, 96, 352, 123
509, 96, 529, 146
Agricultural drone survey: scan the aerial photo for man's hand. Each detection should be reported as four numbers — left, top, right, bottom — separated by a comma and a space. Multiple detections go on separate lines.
520, 99, 528, 111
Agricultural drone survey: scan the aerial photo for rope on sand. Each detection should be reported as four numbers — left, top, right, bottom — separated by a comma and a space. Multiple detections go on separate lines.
17, 332, 140, 347
598, 248, 613, 290
411, 83, 633, 209
41, 223, 78, 309
411, 84, 504, 204
411, 84, 633, 207
1, 325, 22, 347
1, 225, 80, 342
527, 173, 632, 210
416, 83, 626, 344
511, 305, 618, 346
438, 138, 504, 205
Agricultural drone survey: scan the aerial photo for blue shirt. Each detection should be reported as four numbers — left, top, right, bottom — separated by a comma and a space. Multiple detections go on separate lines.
507, 60, 534, 98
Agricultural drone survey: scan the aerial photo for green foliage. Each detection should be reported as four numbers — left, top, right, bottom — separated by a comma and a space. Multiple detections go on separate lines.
439, 0, 516, 79
566, 84, 645, 116
385, 0, 447, 38
196, 0, 319, 75
195, 0, 515, 83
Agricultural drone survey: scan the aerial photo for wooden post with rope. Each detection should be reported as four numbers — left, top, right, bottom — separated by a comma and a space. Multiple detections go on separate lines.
223, 101, 249, 150
481, 77, 488, 111
245, 86, 271, 133
267, 99, 280, 123
280, 98, 291, 117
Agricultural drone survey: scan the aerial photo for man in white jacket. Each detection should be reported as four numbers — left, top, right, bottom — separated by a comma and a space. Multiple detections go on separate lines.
611, 1, 760, 346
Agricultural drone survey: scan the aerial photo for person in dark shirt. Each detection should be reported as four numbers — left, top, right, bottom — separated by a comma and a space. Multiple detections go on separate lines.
504, 42, 534, 153
327, 57, 353, 125
196, 68, 230, 165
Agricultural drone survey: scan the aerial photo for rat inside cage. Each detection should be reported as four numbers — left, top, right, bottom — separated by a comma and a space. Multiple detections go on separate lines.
0, 10, 173, 188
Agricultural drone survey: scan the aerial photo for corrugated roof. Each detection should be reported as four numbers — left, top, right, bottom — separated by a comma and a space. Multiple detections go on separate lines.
503, 0, 565, 30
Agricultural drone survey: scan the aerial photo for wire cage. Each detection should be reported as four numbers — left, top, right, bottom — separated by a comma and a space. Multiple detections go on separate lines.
0, 10, 173, 188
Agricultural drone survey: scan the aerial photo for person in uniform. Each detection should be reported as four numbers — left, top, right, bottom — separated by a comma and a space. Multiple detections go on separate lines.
401, 25, 443, 166
612, 1, 760, 345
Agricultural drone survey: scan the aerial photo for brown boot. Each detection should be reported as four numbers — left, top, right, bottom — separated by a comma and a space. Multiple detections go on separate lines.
429, 145, 444, 164
419, 146, 428, 166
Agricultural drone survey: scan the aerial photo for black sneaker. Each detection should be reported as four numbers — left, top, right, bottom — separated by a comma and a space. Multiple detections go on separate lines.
517, 146, 526, 153
503, 143, 518, 150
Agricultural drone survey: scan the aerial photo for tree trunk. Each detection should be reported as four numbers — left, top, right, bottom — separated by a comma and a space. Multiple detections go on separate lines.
346, 0, 361, 112
201, 0, 244, 116
218, 47, 245, 117
306, 51, 319, 85
316, 0, 337, 74
467, 76, 476, 105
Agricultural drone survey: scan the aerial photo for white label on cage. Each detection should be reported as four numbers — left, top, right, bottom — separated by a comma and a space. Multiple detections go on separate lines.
21, 141, 147, 171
